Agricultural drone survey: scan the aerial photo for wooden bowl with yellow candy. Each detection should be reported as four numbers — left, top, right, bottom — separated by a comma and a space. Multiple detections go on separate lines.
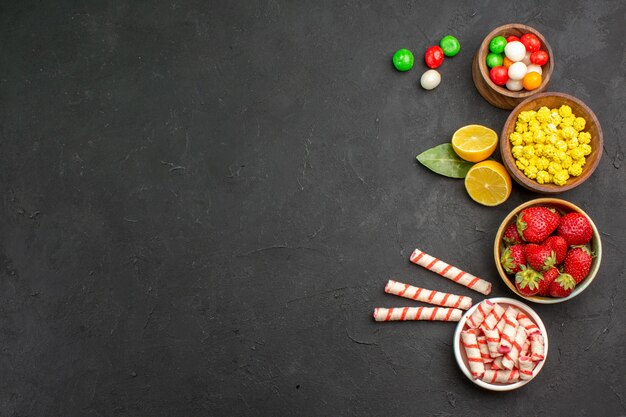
500, 92, 603, 194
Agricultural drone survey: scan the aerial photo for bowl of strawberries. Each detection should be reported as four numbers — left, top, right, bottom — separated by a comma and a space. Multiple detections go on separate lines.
494, 198, 602, 303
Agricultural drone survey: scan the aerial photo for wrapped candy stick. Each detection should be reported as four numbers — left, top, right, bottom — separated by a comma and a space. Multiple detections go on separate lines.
481, 303, 506, 330
482, 327, 503, 358
409, 249, 492, 295
482, 369, 520, 384
502, 326, 528, 370
498, 307, 519, 353
384, 280, 473, 310
373, 307, 463, 322
491, 356, 505, 370
518, 355, 536, 380
530, 334, 545, 361
467, 299, 495, 329
461, 329, 485, 379
477, 335, 494, 364
516, 311, 541, 336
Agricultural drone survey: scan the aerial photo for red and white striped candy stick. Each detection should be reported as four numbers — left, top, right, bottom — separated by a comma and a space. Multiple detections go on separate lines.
481, 303, 506, 330
373, 307, 463, 322
482, 327, 503, 358
491, 356, 505, 370
530, 334, 545, 361
516, 311, 541, 336
482, 369, 520, 384
384, 280, 473, 310
477, 335, 494, 364
520, 339, 530, 358
409, 249, 492, 295
502, 326, 528, 370
518, 355, 536, 380
498, 307, 519, 353
467, 299, 495, 329
461, 329, 485, 379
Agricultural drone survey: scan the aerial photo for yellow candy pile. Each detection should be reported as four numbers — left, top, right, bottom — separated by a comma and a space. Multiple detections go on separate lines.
510, 105, 592, 186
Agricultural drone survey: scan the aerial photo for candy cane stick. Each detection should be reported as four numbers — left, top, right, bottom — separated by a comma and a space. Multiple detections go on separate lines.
482, 369, 520, 384
482, 327, 503, 358
518, 356, 536, 380
373, 307, 463, 322
467, 299, 494, 329
530, 334, 545, 361
461, 329, 485, 379
502, 326, 527, 370
516, 311, 541, 336
498, 307, 519, 353
409, 249, 492, 295
384, 280, 473, 310
477, 335, 494, 364
482, 303, 506, 330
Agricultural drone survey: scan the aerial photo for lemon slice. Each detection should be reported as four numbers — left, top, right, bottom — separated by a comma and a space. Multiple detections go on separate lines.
451, 124, 498, 162
464, 160, 512, 206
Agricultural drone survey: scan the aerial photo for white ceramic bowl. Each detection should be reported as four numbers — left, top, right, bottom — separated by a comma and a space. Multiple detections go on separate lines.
453, 297, 548, 391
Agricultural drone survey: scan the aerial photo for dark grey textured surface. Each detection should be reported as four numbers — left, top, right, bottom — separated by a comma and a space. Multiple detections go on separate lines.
1, 1, 625, 416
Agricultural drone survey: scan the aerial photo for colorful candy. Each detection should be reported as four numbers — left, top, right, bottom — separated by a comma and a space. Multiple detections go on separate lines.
425, 46, 444, 68
489, 66, 508, 85
504, 41, 526, 62
489, 36, 507, 54
486, 32, 549, 92
392, 48, 414, 71
420, 69, 441, 90
440, 35, 461, 57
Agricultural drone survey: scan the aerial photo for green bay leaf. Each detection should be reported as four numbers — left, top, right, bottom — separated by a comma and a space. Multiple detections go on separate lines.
416, 143, 473, 178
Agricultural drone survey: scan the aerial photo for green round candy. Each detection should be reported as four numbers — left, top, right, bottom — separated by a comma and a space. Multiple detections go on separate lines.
486, 52, 504, 68
440, 35, 461, 57
392, 48, 414, 71
489, 36, 507, 54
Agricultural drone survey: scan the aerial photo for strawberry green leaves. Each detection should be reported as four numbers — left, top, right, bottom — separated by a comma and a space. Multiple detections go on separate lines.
416, 143, 474, 178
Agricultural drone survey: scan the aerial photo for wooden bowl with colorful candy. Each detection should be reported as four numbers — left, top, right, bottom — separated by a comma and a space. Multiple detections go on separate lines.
494, 198, 602, 304
472, 23, 554, 109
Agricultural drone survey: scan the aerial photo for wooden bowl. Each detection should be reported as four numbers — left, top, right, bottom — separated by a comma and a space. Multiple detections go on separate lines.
472, 24, 554, 109
453, 297, 548, 390
501, 92, 603, 193
494, 198, 602, 304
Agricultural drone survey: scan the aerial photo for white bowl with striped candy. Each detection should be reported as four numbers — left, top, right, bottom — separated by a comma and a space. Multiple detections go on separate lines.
452, 297, 548, 391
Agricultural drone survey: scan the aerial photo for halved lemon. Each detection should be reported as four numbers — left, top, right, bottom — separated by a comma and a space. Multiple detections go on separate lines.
451, 124, 498, 162
465, 160, 512, 206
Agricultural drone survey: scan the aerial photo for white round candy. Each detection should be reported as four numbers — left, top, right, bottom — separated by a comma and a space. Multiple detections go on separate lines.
420, 69, 441, 90
527, 64, 543, 75
504, 41, 526, 62
522, 51, 532, 65
506, 79, 524, 91
508, 62, 528, 81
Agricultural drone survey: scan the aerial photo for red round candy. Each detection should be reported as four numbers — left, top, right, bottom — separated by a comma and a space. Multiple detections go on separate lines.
530, 50, 549, 66
506, 35, 520, 43
489, 66, 509, 85
424, 46, 444, 69
520, 33, 541, 52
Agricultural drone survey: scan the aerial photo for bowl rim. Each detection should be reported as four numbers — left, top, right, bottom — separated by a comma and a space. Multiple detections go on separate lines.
477, 23, 554, 98
500, 91, 604, 194
493, 198, 603, 304
453, 297, 548, 391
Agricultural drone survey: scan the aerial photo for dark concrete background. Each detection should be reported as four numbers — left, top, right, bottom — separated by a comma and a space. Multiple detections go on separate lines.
1, 0, 625, 416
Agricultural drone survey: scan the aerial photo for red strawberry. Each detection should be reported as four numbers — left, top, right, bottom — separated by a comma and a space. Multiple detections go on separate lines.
544, 235, 568, 265
563, 246, 594, 284
500, 244, 526, 274
503, 222, 523, 245
549, 273, 576, 297
557, 213, 593, 245
537, 267, 559, 296
515, 265, 542, 296
524, 244, 556, 272
517, 206, 560, 243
